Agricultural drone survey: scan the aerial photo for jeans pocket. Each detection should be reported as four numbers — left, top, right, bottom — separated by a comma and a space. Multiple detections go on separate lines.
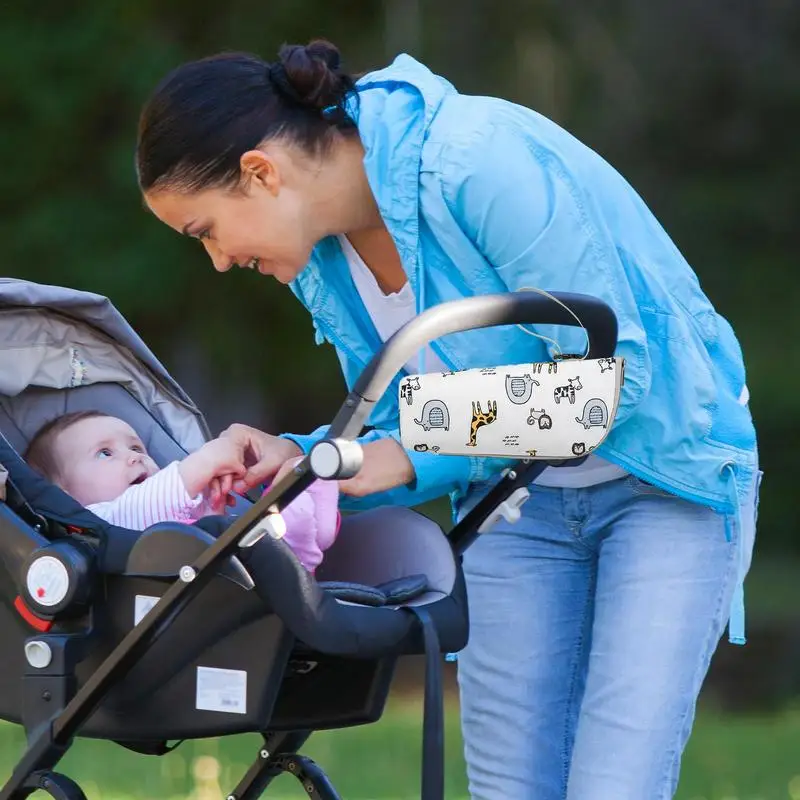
625, 474, 675, 499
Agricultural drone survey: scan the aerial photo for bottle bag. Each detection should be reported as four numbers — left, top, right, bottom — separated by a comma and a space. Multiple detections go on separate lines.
398, 357, 624, 460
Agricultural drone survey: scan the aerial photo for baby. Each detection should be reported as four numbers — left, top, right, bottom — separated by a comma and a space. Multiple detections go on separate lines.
23, 410, 340, 573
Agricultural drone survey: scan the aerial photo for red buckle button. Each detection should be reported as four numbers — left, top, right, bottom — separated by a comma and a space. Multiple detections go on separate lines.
14, 596, 53, 632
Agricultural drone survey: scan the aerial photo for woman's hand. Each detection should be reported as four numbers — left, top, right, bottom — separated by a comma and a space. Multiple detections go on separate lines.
338, 438, 415, 498
218, 423, 302, 493
219, 425, 414, 499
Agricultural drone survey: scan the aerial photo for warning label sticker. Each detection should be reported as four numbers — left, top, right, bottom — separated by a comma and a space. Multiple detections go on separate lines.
196, 666, 247, 715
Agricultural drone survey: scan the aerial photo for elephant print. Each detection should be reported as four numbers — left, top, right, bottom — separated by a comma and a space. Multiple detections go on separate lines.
414, 399, 450, 431
505, 374, 539, 404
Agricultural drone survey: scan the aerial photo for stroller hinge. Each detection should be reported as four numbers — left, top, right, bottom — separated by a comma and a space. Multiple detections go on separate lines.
0, 633, 89, 800
226, 731, 342, 800
20, 632, 87, 742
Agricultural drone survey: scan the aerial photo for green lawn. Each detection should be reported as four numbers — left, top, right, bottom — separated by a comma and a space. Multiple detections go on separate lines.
2, 697, 800, 799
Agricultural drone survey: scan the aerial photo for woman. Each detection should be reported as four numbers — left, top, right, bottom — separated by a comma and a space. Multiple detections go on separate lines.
136, 40, 760, 799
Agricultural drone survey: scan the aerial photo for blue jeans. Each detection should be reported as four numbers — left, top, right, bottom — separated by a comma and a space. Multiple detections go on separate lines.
456, 472, 760, 800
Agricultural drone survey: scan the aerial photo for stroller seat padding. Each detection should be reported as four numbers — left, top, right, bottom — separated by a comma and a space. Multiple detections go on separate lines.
319, 575, 429, 607
0, 383, 192, 468
218, 505, 468, 659
125, 521, 255, 590
315, 507, 455, 604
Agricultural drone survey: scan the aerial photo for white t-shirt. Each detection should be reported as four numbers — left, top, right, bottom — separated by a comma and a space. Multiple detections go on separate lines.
339, 235, 628, 488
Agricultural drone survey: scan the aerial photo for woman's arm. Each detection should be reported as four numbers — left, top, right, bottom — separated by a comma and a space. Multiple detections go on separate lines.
222, 423, 473, 508
282, 425, 476, 509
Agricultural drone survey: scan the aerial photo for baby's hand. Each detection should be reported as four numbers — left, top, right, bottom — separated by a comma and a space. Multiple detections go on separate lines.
179, 437, 247, 502
207, 475, 238, 514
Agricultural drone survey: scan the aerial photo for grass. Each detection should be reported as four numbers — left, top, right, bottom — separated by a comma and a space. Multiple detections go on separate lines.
3, 695, 800, 799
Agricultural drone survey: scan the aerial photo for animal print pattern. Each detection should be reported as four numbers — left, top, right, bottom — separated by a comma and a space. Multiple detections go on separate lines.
553, 377, 583, 404
466, 400, 498, 447
398, 357, 623, 460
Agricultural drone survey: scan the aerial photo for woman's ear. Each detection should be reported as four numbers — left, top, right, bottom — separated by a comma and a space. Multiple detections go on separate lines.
240, 149, 281, 195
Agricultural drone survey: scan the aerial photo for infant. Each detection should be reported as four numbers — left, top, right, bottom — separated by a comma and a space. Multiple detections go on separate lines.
23, 410, 340, 573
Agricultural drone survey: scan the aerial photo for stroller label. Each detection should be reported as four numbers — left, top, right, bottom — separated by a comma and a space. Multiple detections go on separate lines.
134, 594, 160, 626
196, 666, 247, 715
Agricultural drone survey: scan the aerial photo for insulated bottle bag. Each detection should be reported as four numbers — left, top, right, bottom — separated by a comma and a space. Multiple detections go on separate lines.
398, 357, 624, 459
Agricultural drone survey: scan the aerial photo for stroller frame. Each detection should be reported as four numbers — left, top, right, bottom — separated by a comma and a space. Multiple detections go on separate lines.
0, 290, 617, 800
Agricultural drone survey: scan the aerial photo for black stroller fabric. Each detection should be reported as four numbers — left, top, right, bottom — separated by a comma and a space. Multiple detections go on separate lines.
0, 279, 470, 800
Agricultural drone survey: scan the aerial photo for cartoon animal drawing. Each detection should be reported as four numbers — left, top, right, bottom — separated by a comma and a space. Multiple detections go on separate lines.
598, 357, 616, 373
527, 408, 553, 429
400, 376, 421, 406
554, 377, 583, 405
413, 443, 429, 452
532, 362, 559, 375
414, 399, 450, 431
505, 374, 539, 404
466, 401, 498, 447
575, 398, 609, 429
572, 442, 586, 456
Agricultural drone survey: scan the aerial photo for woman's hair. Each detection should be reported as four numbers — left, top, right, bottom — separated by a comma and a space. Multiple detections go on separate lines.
136, 39, 358, 194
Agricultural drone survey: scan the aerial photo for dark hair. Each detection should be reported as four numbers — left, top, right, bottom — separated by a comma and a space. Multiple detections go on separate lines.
136, 39, 358, 193
24, 410, 112, 482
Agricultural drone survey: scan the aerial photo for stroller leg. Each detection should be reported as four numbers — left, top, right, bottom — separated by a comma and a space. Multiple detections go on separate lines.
227, 730, 341, 800
19, 771, 87, 800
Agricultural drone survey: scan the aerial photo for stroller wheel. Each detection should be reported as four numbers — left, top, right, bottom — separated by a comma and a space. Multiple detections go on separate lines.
22, 770, 87, 800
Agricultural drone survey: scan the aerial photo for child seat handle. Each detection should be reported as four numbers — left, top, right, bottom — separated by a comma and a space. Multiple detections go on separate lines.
323, 291, 617, 443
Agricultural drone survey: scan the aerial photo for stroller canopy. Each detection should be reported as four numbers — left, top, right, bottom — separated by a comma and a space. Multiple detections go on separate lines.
0, 278, 209, 463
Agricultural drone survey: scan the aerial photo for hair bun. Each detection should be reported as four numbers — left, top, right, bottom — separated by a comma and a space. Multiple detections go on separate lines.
273, 39, 351, 111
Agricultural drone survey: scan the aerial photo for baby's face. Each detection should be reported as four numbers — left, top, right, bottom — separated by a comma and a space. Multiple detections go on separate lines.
53, 416, 159, 506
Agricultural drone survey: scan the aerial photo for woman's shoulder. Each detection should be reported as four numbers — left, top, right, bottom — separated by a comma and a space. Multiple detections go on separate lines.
420, 96, 553, 203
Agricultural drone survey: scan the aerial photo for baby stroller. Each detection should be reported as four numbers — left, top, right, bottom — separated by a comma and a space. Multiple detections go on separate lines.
0, 278, 619, 800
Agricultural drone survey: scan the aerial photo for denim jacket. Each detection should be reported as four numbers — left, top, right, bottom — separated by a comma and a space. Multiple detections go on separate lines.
284, 55, 758, 527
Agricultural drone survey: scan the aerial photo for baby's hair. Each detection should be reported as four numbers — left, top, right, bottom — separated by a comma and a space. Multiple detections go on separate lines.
24, 410, 112, 482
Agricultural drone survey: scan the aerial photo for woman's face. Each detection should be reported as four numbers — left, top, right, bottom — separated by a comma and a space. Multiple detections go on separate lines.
143, 148, 318, 284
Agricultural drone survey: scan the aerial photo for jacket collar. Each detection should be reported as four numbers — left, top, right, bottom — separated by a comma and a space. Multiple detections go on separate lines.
291, 55, 456, 314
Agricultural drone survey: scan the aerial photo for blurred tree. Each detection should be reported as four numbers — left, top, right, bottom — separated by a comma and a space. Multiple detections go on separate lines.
1, 1, 796, 551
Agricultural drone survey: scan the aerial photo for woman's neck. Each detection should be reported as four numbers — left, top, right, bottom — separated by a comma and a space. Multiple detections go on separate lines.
306, 134, 384, 237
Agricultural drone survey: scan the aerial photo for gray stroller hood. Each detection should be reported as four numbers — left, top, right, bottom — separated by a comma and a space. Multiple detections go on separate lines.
0, 278, 210, 464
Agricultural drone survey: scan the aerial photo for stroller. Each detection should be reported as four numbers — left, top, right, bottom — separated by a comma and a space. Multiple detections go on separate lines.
0, 278, 620, 800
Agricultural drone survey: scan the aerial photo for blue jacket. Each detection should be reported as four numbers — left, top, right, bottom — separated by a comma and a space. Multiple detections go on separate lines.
285, 55, 758, 524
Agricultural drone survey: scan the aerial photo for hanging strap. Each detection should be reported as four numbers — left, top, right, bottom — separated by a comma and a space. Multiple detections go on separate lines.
402, 605, 445, 800
113, 739, 184, 756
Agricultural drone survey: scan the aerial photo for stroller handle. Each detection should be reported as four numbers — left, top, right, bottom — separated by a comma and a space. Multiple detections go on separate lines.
323, 291, 617, 443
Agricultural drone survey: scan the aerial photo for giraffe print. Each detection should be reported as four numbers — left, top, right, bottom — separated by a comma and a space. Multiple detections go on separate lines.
466, 400, 498, 447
